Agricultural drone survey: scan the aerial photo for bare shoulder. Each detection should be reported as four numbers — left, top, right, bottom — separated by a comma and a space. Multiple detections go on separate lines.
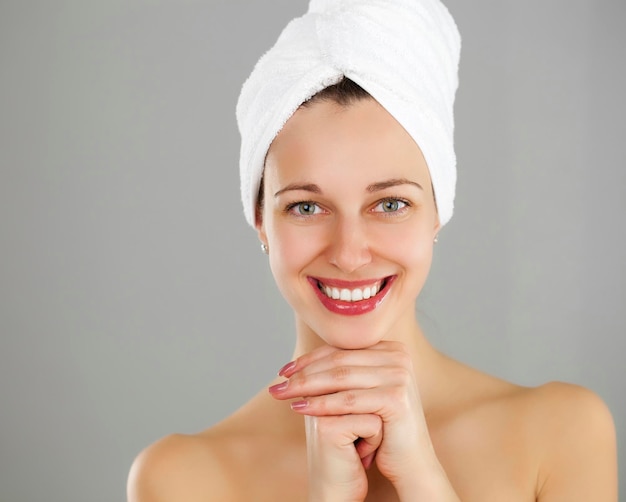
521, 381, 616, 452
522, 380, 614, 420
435, 360, 617, 501
127, 432, 232, 502
521, 382, 617, 501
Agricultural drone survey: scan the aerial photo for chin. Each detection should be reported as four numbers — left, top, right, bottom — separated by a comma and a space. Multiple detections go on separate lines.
324, 336, 382, 350
303, 314, 392, 350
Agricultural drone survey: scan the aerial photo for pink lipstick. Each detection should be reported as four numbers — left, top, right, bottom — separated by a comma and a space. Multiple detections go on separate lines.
307, 276, 396, 316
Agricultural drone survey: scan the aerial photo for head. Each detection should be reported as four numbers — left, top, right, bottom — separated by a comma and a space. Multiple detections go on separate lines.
255, 79, 440, 349
236, 0, 460, 349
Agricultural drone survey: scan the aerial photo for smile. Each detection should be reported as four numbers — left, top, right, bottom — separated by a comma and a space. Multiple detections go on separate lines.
317, 279, 385, 302
307, 276, 396, 316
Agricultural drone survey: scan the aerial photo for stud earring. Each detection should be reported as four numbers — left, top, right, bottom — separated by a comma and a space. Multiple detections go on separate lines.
261, 243, 269, 254
434, 235, 439, 244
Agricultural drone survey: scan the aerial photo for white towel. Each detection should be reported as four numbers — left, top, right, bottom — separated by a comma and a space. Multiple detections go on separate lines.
237, 0, 461, 227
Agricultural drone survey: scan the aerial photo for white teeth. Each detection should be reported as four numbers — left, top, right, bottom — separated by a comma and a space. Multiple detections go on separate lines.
318, 280, 386, 302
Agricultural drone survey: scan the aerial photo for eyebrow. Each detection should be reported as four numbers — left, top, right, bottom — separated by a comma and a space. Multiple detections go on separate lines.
274, 178, 423, 197
366, 178, 423, 192
274, 183, 322, 197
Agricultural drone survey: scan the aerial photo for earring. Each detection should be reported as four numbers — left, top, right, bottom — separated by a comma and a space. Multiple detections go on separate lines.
261, 243, 269, 254
434, 235, 439, 244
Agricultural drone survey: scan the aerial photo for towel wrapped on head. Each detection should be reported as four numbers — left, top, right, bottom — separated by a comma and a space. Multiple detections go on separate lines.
237, 0, 461, 227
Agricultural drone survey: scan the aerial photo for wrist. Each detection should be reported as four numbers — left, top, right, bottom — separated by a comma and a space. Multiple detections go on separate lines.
308, 491, 364, 502
393, 460, 460, 502
308, 481, 366, 502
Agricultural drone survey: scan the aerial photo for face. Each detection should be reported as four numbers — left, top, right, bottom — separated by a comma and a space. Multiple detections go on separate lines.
257, 98, 440, 349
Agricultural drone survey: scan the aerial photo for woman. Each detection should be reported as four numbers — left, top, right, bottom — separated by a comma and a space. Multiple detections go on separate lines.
128, 1, 617, 500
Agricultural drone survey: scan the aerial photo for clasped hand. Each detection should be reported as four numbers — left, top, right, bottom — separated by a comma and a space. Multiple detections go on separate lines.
269, 341, 450, 501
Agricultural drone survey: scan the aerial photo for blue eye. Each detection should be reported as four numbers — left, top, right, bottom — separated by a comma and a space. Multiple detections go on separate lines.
374, 198, 408, 213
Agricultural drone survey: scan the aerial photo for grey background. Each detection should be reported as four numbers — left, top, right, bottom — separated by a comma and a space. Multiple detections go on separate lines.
0, 1, 624, 501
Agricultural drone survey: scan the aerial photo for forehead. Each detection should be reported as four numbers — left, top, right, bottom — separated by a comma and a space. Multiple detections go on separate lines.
264, 98, 432, 190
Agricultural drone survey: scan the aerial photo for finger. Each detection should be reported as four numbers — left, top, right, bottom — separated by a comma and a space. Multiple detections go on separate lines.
278, 344, 338, 377
359, 450, 377, 470
290, 385, 417, 421
279, 341, 411, 379
269, 364, 410, 400
307, 413, 383, 451
305, 414, 383, 496
354, 416, 383, 465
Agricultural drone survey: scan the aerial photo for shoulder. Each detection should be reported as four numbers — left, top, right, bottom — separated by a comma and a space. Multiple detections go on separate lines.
521, 381, 616, 444
524, 380, 613, 414
482, 378, 615, 438
127, 433, 233, 502
522, 382, 617, 501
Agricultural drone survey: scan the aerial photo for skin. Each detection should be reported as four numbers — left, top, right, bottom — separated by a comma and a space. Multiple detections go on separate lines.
127, 99, 618, 502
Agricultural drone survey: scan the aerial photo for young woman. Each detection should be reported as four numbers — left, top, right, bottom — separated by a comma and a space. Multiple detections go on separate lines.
128, 1, 617, 500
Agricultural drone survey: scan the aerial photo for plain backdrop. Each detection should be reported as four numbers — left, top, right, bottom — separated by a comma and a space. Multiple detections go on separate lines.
1, 1, 624, 501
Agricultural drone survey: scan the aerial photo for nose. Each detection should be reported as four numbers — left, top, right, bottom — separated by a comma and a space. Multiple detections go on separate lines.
327, 216, 372, 274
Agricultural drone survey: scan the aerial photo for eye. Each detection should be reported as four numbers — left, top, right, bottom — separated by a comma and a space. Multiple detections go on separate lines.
373, 198, 409, 213
287, 201, 323, 216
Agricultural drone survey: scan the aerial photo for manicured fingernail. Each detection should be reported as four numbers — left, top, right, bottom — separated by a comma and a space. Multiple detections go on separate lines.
278, 360, 297, 377
362, 452, 376, 470
290, 400, 309, 411
268, 381, 288, 394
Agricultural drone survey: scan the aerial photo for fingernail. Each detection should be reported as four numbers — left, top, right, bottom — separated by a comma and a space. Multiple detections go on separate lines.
268, 381, 288, 394
290, 400, 309, 411
278, 360, 297, 377
362, 452, 376, 470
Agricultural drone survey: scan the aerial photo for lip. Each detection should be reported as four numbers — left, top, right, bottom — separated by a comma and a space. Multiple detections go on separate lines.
307, 275, 396, 316
311, 277, 384, 289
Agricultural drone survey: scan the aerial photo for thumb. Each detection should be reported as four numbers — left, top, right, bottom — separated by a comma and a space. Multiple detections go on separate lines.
353, 414, 383, 469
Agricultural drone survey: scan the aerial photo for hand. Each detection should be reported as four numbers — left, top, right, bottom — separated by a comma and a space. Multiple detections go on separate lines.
269, 341, 458, 500
303, 413, 383, 501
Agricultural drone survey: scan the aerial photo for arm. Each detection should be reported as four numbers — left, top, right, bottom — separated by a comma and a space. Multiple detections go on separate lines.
535, 383, 617, 502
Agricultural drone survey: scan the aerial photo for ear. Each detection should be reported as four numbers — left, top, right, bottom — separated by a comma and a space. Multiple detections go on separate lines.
433, 213, 441, 242
255, 211, 268, 247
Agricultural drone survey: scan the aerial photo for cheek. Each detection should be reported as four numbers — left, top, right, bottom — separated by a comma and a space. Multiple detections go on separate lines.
266, 222, 326, 288
373, 219, 434, 266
